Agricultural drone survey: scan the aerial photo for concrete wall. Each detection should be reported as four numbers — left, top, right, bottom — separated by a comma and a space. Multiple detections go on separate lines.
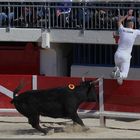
1, 28, 140, 45
0, 28, 42, 42
40, 48, 57, 76
40, 43, 69, 76
1, 28, 140, 77
71, 65, 140, 80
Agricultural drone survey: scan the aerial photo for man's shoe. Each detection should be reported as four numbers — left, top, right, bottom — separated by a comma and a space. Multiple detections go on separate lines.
115, 70, 123, 85
116, 69, 121, 78
110, 71, 116, 78
117, 76, 123, 85
110, 67, 119, 79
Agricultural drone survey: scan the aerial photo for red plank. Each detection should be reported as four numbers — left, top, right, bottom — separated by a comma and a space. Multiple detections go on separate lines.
0, 75, 32, 108
104, 79, 140, 113
37, 76, 99, 110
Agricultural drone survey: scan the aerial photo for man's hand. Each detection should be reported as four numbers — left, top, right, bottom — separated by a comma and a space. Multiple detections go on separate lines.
128, 9, 133, 16
56, 10, 61, 17
118, 15, 128, 27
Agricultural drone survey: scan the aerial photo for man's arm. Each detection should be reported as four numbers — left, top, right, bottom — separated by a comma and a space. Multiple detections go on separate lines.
136, 30, 140, 36
118, 15, 128, 27
118, 9, 134, 27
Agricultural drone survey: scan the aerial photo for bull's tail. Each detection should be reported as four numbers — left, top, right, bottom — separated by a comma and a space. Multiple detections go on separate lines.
11, 80, 26, 103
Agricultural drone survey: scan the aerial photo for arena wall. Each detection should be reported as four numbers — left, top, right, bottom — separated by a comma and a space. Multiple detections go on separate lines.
71, 65, 140, 80
0, 75, 140, 115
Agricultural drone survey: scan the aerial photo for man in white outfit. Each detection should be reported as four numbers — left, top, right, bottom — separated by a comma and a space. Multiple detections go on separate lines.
111, 11, 140, 85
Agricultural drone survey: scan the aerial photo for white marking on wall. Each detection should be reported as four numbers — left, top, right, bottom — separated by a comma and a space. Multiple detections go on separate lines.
0, 85, 13, 99
32, 75, 37, 90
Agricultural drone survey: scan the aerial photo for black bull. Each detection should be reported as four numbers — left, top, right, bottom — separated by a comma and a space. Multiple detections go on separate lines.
11, 78, 100, 134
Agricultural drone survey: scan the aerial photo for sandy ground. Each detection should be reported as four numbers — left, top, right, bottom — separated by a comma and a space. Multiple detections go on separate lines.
0, 116, 140, 139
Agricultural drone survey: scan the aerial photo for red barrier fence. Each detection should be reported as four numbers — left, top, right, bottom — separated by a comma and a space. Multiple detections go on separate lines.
104, 79, 140, 113
0, 75, 140, 115
37, 76, 99, 111
0, 75, 32, 109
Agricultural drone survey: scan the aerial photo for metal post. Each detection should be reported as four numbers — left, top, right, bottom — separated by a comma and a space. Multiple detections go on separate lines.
6, 2, 10, 32
99, 78, 106, 127
48, 2, 51, 32
32, 75, 37, 90
81, 0, 85, 34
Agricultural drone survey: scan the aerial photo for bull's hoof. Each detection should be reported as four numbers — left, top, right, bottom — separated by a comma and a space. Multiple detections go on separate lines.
47, 128, 55, 135
82, 126, 90, 131
41, 129, 47, 135
42, 131, 47, 135
64, 124, 89, 133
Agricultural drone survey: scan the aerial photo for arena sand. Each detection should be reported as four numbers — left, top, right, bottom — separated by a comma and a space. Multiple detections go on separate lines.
0, 116, 140, 139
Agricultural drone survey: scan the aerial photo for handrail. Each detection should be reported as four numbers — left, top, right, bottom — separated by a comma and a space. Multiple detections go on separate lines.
0, 1, 139, 30
0, 0, 140, 2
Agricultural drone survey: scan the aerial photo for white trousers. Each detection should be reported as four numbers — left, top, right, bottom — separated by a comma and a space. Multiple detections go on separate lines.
114, 51, 131, 79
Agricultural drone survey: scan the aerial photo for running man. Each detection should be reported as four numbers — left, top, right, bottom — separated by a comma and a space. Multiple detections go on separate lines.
111, 10, 140, 85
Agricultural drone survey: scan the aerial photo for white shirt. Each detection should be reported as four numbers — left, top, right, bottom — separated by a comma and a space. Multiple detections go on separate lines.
117, 24, 140, 54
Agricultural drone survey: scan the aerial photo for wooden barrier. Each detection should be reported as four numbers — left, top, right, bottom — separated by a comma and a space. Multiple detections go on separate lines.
99, 79, 140, 127
0, 75, 98, 115
0, 75, 140, 128
0, 75, 32, 109
37, 76, 99, 111
104, 79, 140, 113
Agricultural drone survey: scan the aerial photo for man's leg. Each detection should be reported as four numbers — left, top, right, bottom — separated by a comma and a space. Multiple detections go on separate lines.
120, 60, 130, 79
117, 56, 131, 85
110, 52, 121, 78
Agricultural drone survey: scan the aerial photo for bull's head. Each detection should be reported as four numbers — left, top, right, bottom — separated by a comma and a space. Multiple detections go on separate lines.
81, 78, 101, 103
88, 78, 102, 102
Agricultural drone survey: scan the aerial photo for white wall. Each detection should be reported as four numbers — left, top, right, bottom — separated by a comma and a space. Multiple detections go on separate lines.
40, 43, 68, 76
1, 28, 140, 45
0, 28, 41, 42
71, 65, 140, 80
1, 28, 140, 77
51, 44, 67, 76
40, 48, 57, 76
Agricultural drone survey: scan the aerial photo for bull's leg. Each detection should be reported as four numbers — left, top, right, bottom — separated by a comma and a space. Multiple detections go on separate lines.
71, 113, 90, 131
28, 115, 47, 135
71, 113, 85, 126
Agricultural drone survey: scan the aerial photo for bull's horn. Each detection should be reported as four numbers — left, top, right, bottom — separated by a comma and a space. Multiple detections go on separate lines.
90, 77, 102, 84
81, 71, 89, 82
82, 76, 85, 82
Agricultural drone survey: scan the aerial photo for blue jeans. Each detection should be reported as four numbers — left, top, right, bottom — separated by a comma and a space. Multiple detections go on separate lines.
0, 13, 7, 26
0, 12, 14, 26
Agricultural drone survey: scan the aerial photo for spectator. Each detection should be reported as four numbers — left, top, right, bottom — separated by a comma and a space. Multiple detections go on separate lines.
0, 3, 21, 27
0, 3, 8, 27
137, 10, 140, 29
56, 0, 72, 27
56, 0, 72, 16
17, 2, 34, 27
0, 13, 7, 27
126, 9, 135, 22
76, 1, 92, 28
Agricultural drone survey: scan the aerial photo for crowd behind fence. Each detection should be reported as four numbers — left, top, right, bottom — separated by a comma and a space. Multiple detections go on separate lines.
0, 1, 140, 30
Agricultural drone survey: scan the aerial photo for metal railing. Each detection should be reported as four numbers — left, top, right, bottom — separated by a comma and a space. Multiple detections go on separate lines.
0, 1, 140, 30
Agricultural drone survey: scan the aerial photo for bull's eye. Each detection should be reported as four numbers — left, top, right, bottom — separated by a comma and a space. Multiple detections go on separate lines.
68, 84, 75, 90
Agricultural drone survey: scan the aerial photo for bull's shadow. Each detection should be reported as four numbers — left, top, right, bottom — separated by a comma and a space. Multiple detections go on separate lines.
114, 118, 139, 122
14, 122, 65, 135
14, 121, 89, 135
